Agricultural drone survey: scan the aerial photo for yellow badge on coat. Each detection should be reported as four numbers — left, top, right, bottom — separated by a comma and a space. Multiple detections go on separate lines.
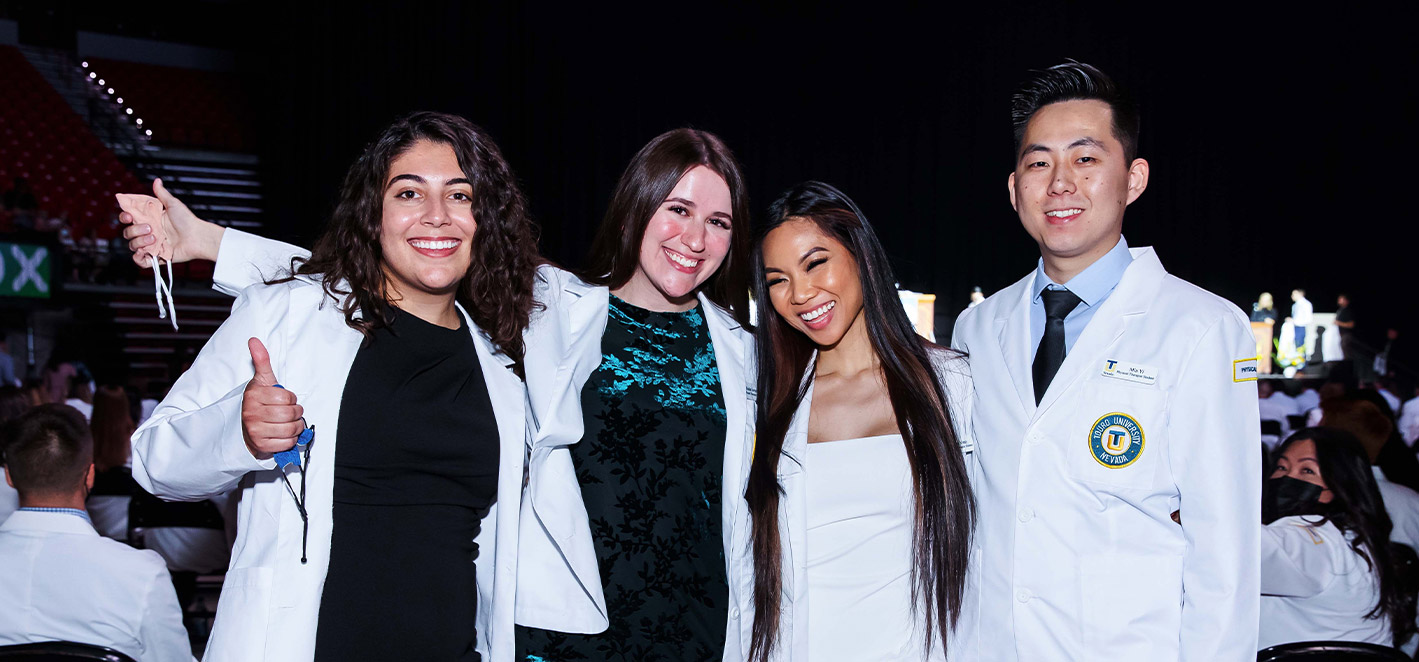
1089, 412, 1145, 468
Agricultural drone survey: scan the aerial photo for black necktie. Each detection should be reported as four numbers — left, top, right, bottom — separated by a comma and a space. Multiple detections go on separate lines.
1033, 288, 1082, 404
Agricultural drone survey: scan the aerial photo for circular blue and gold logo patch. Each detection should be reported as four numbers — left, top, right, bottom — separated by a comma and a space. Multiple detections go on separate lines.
1088, 412, 1144, 468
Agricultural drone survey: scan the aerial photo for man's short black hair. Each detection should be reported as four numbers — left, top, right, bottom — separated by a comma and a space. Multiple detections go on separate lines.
1, 404, 91, 495
1011, 61, 1140, 162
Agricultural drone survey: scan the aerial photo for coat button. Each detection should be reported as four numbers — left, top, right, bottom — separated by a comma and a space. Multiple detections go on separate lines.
1017, 508, 1035, 523
1027, 432, 1043, 445
1016, 589, 1033, 604
731, 608, 740, 620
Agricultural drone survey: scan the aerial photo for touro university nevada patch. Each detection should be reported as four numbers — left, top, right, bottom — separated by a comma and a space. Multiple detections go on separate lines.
1089, 412, 1145, 468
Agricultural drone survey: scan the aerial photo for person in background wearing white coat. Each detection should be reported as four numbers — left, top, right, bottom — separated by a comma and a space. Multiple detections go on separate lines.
736, 182, 976, 661
950, 61, 1261, 660
120, 128, 756, 661
131, 113, 555, 661
0, 404, 192, 662
1261, 428, 1417, 649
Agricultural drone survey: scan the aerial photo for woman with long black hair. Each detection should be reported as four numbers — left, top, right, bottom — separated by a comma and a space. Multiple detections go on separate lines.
1261, 427, 1418, 649
730, 181, 976, 661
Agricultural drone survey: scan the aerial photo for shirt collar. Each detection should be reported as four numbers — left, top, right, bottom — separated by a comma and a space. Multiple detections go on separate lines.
1032, 235, 1132, 307
18, 506, 92, 524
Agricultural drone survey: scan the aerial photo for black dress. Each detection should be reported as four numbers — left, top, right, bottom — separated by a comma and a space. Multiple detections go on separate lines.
314, 307, 500, 661
516, 295, 728, 661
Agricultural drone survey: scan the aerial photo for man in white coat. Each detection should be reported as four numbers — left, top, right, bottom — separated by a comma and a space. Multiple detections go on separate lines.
0, 404, 192, 662
951, 62, 1261, 661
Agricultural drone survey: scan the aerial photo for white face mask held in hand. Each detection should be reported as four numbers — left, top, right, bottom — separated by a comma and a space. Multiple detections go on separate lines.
115, 192, 178, 331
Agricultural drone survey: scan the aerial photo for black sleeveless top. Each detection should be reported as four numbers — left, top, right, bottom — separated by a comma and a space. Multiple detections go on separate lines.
315, 307, 500, 661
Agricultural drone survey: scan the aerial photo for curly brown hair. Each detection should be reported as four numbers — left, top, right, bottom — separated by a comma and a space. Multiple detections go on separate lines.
279, 112, 540, 373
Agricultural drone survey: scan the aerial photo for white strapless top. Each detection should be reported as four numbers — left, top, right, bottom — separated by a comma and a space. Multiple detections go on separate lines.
806, 433, 941, 661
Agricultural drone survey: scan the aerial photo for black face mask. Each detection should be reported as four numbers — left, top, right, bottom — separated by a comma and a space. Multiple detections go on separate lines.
1264, 476, 1327, 523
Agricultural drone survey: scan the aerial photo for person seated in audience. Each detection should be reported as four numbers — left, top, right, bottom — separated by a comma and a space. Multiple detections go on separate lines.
87, 385, 136, 541
1319, 398, 1419, 549
1399, 384, 1419, 448
1295, 379, 1323, 417
86, 385, 232, 574
1376, 377, 1402, 415
1260, 428, 1417, 650
1338, 390, 1419, 493
0, 404, 192, 662
1259, 379, 1301, 443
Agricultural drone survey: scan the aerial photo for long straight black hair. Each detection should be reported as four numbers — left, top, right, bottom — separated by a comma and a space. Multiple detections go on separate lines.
744, 181, 975, 660
1271, 428, 1417, 645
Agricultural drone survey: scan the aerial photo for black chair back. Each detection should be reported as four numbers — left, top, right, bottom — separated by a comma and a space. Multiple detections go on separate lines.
0, 642, 137, 662
1257, 640, 1409, 661
1262, 419, 1285, 437
128, 490, 224, 531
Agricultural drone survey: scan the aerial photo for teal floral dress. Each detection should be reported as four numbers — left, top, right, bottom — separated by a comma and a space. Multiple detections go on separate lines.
517, 295, 729, 661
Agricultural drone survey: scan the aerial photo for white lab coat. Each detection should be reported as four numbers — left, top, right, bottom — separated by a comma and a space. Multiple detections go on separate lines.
1399, 396, 1419, 447
1259, 516, 1390, 649
514, 265, 755, 640
1374, 467, 1419, 550
207, 229, 750, 647
0, 510, 193, 662
950, 247, 1261, 661
721, 347, 976, 662
132, 276, 531, 662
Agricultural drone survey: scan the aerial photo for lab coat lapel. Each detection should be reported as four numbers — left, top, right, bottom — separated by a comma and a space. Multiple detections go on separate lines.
564, 279, 611, 400
996, 275, 1038, 417
699, 292, 749, 498
1032, 248, 1165, 419
463, 303, 526, 661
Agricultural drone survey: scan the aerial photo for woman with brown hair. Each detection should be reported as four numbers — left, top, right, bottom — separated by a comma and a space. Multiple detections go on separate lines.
85, 385, 136, 541
132, 112, 554, 661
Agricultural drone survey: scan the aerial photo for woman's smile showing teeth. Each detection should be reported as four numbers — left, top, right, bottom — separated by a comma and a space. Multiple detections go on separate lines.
664, 247, 702, 272
799, 300, 836, 329
409, 237, 461, 257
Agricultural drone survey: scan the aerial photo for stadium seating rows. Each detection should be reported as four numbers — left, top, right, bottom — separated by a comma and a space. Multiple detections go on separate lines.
0, 46, 142, 239
85, 57, 255, 152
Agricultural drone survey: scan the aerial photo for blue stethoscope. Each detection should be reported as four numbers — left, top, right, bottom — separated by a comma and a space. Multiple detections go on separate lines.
274, 384, 315, 564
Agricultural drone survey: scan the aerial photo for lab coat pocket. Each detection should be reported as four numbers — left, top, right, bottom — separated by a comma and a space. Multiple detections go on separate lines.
1080, 553, 1183, 660
205, 566, 273, 660
1066, 380, 1168, 490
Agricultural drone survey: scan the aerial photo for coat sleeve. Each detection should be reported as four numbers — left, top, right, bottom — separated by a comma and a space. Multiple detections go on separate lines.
137, 550, 197, 662
1170, 310, 1262, 660
1260, 519, 1335, 598
131, 284, 288, 501
212, 228, 311, 297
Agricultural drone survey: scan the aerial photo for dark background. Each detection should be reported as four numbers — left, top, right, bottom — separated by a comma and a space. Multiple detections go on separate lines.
12, 2, 1417, 367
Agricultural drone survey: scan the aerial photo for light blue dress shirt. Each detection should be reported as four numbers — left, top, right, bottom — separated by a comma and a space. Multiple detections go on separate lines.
1029, 236, 1134, 360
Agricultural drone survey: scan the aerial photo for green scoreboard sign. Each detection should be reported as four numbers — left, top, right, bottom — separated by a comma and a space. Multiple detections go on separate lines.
0, 242, 51, 299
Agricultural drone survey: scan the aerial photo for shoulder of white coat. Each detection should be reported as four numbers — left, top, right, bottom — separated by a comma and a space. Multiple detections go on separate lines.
1268, 515, 1343, 543
1157, 274, 1252, 332
91, 535, 171, 575
954, 273, 1032, 336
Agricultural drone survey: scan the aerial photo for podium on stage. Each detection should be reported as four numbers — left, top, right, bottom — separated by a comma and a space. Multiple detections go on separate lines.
1252, 321, 1274, 374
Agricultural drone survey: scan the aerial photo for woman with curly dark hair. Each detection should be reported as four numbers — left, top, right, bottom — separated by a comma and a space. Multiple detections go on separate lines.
131, 112, 559, 661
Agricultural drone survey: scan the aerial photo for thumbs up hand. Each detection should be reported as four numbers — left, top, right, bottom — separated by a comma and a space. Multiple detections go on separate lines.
242, 338, 305, 460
